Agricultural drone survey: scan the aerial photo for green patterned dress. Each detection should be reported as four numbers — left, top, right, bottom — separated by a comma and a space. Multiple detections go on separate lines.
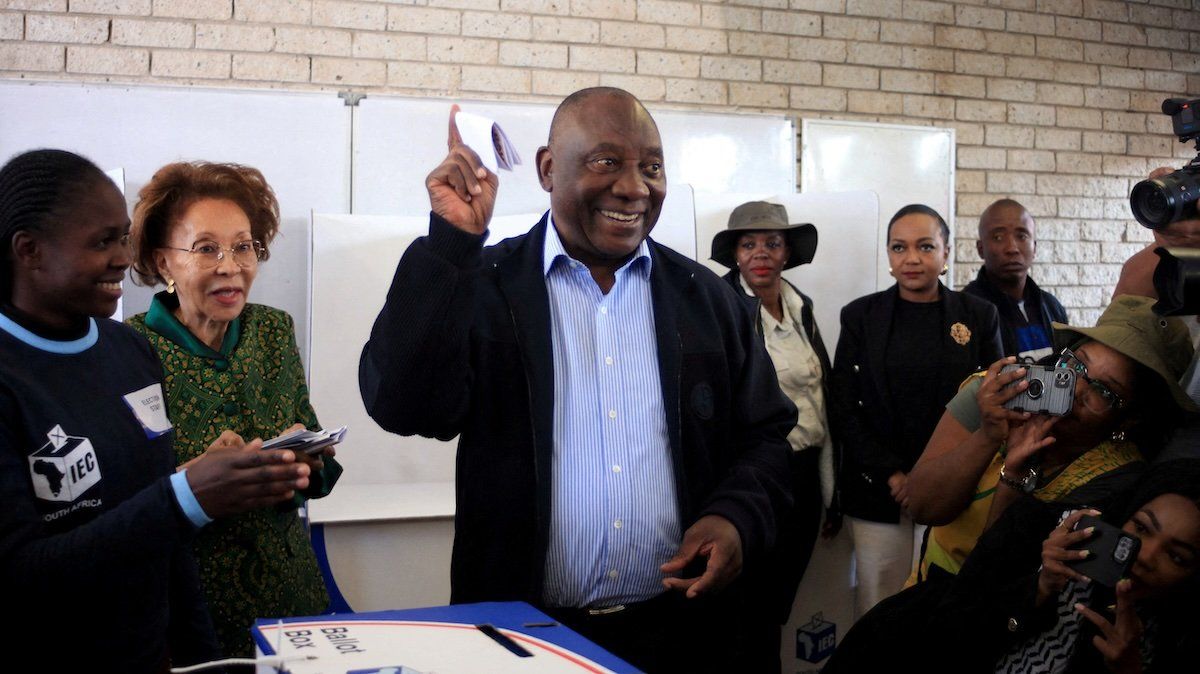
128, 293, 341, 658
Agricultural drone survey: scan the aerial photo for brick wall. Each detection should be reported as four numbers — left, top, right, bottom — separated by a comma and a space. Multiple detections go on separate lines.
2, 0, 1199, 323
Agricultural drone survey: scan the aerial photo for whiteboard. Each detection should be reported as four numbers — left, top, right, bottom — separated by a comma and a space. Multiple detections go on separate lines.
800, 119, 954, 291
693, 190, 881, 350
351, 94, 795, 218
0, 80, 352, 358
308, 190, 698, 496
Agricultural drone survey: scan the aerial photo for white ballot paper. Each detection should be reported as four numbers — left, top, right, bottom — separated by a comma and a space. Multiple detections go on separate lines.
455, 110, 522, 174
262, 425, 347, 455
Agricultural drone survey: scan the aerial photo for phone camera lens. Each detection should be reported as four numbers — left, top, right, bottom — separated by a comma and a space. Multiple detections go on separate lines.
1027, 378, 1044, 399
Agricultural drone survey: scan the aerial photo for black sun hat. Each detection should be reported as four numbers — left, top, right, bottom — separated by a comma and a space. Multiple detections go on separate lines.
710, 201, 818, 270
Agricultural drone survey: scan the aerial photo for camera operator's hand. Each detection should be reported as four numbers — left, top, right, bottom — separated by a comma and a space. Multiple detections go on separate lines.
977, 357, 1032, 446
1036, 508, 1101, 606
1148, 166, 1200, 249
1114, 167, 1200, 298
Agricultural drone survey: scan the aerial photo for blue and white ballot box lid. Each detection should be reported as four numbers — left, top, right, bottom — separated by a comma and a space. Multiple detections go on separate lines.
253, 601, 637, 674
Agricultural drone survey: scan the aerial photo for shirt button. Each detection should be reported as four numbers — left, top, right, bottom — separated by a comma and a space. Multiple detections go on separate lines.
856, 400, 864, 408
853, 364, 860, 373
613, 519, 623, 529
605, 356, 614, 365
612, 464, 621, 473
608, 569, 618, 579
608, 409, 617, 419
600, 306, 608, 315
221, 401, 238, 415
1007, 617, 1020, 632
213, 360, 229, 371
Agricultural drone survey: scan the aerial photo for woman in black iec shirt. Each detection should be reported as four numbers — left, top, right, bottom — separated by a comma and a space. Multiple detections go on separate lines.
830, 204, 1002, 619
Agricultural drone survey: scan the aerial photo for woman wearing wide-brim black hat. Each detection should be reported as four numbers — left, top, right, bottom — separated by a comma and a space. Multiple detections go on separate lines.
710, 200, 835, 674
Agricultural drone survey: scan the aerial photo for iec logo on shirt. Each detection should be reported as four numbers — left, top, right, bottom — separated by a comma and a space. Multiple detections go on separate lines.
27, 424, 102, 503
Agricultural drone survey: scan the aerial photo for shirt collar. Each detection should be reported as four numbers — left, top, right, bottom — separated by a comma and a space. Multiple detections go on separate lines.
739, 274, 802, 333
542, 211, 653, 279
145, 291, 241, 359
0, 311, 97, 354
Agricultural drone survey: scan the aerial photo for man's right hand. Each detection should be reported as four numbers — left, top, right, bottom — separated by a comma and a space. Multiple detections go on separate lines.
185, 430, 311, 519
425, 104, 499, 235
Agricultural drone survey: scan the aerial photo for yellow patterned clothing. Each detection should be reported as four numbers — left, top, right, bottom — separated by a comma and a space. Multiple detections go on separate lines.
128, 294, 340, 658
908, 439, 1141, 587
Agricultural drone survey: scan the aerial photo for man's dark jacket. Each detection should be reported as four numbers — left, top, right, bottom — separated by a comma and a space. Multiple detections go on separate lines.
830, 284, 1003, 523
962, 266, 1067, 359
359, 213, 796, 604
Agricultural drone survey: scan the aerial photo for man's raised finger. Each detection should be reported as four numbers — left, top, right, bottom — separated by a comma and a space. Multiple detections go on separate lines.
448, 104, 463, 150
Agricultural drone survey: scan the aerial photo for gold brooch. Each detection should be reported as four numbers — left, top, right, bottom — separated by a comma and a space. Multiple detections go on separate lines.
950, 322, 971, 345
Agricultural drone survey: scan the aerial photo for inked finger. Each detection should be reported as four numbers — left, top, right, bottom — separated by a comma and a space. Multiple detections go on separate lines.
447, 103, 463, 149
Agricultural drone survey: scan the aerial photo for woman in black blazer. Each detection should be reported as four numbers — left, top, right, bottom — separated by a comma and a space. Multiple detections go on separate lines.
830, 204, 1002, 619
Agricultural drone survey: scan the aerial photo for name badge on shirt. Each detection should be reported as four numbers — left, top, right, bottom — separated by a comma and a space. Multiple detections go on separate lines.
122, 383, 173, 438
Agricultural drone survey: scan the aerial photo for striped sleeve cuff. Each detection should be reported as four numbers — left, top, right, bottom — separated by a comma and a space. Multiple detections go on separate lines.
170, 469, 213, 528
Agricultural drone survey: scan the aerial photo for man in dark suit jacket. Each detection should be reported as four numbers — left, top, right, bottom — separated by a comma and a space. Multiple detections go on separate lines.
359, 88, 795, 672
963, 198, 1067, 361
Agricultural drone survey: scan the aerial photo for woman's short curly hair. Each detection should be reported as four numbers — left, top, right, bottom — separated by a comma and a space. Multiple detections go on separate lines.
130, 161, 280, 286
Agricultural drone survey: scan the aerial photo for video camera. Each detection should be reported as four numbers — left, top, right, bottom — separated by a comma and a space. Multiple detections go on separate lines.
1130, 97, 1200, 230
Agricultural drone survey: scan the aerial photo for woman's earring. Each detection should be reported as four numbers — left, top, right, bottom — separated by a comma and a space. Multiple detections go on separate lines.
166, 278, 175, 294
940, 264, 949, 276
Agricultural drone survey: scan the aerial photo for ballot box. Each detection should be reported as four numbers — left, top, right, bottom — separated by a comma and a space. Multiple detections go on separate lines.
253, 601, 637, 673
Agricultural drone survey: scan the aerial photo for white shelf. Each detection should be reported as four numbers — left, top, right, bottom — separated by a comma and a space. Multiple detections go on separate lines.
308, 481, 455, 524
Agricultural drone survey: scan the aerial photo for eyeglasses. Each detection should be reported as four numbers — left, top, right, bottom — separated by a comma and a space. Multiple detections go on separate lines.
1055, 347, 1126, 412
162, 240, 264, 269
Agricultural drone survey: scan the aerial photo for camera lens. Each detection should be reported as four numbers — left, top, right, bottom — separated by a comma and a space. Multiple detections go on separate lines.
1027, 378, 1044, 399
1131, 170, 1200, 230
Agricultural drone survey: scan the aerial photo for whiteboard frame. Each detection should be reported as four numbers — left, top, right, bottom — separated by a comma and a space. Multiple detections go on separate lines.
799, 118, 956, 291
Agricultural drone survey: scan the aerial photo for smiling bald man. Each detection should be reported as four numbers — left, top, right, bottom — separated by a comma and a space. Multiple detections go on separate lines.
359, 88, 795, 672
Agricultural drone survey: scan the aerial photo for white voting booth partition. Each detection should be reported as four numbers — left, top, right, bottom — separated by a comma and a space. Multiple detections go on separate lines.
801, 119, 957, 291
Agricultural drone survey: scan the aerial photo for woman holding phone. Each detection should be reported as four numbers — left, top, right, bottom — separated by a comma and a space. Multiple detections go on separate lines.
826, 459, 1200, 673
905, 296, 1193, 584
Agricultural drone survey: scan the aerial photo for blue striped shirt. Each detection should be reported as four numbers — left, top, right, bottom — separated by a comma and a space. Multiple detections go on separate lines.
541, 216, 681, 608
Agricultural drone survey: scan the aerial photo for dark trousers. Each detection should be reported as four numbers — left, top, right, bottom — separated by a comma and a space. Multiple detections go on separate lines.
738, 447, 824, 673
545, 589, 737, 673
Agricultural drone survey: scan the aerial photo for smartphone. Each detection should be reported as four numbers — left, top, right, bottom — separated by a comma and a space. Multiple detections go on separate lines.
1001, 363, 1075, 416
1067, 515, 1141, 587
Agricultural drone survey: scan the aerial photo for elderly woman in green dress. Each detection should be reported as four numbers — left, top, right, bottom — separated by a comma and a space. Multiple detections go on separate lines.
126, 161, 341, 658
